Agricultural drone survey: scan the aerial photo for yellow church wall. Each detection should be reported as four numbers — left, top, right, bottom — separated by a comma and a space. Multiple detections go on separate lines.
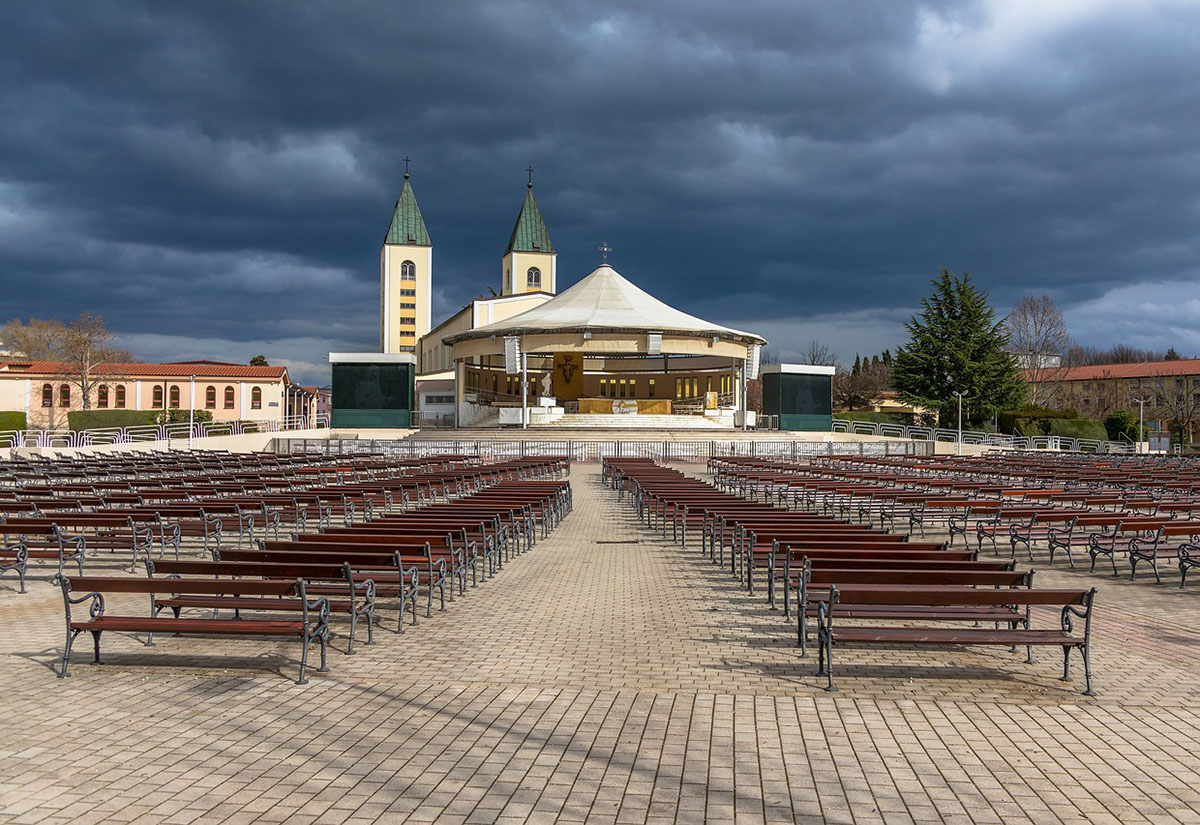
381, 244, 432, 354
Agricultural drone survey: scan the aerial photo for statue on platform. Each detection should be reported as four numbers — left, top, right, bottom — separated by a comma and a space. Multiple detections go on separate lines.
541, 371, 553, 398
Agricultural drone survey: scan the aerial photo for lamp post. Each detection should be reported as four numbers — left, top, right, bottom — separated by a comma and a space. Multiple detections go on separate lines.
1131, 397, 1147, 454
188, 375, 195, 449
952, 391, 968, 456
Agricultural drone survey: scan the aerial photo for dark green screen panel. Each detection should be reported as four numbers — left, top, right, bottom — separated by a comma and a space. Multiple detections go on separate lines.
763, 372, 831, 431
331, 362, 414, 428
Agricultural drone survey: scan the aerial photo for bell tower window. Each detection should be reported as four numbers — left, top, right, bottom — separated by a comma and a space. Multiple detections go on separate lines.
527, 267, 541, 289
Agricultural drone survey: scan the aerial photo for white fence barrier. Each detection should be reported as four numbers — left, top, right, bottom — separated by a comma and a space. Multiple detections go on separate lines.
830, 418, 1132, 454
0, 414, 328, 451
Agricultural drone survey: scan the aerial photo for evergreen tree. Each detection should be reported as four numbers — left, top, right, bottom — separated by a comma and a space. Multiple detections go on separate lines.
882, 349, 892, 367
894, 269, 1025, 426
852, 354, 861, 375
1165, 346, 1182, 360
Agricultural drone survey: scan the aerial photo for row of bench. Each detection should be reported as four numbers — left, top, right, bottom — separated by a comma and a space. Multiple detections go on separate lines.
54, 458, 572, 683
605, 457, 1097, 694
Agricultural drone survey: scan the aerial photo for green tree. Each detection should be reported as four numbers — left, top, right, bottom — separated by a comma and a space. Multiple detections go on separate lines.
1165, 346, 1182, 360
249, 355, 269, 366
894, 269, 1025, 427
1103, 410, 1139, 443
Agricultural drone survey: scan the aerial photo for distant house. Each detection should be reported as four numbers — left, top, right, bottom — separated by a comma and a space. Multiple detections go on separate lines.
1026, 358, 1200, 444
0, 360, 295, 430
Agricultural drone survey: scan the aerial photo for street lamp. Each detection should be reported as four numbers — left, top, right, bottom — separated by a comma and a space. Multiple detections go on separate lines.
952, 391, 968, 456
1130, 397, 1147, 454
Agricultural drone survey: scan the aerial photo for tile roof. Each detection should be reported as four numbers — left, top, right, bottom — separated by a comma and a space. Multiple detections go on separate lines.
504, 186, 555, 255
383, 178, 432, 246
0, 361, 288, 379
1027, 359, 1200, 382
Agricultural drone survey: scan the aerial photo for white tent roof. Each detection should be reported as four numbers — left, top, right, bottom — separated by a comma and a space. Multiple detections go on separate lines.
444, 265, 766, 345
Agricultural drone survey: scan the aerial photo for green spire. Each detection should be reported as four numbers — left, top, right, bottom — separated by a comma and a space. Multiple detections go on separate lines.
383, 176, 431, 246
505, 185, 554, 254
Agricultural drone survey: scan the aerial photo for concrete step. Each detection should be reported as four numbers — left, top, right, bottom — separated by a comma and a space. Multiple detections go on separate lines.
535, 414, 733, 429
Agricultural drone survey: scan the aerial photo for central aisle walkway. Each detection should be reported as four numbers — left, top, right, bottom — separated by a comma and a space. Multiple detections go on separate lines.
2, 467, 1199, 824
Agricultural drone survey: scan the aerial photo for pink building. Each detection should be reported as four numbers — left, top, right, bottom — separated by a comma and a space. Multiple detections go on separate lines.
0, 360, 304, 430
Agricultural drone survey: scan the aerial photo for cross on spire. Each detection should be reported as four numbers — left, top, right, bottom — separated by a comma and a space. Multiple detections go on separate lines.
599, 242, 612, 264
403, 156, 412, 179
526, 165, 534, 189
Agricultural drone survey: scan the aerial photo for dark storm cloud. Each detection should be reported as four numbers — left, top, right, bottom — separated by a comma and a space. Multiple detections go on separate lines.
2, 0, 1199, 380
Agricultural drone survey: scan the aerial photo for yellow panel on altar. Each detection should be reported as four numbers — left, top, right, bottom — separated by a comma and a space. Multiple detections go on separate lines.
552, 352, 584, 401
638, 399, 672, 414
578, 398, 613, 414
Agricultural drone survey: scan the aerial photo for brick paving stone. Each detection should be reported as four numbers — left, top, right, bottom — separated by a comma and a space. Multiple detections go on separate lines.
1, 464, 1200, 822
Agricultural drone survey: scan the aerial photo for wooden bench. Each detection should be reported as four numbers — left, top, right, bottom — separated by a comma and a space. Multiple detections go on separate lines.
815, 584, 1097, 694
57, 575, 330, 684
148, 558, 377, 653
796, 566, 1034, 654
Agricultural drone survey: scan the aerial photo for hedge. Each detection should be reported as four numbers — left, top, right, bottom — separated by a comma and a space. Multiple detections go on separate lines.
997, 407, 1078, 435
0, 411, 26, 431
1046, 418, 1108, 442
68, 409, 214, 431
834, 411, 916, 426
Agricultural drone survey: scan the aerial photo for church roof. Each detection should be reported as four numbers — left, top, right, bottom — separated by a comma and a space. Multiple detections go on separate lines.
444, 265, 766, 346
504, 187, 554, 255
383, 178, 431, 246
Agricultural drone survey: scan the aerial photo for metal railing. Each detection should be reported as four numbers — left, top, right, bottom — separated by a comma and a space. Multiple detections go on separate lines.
830, 418, 1132, 453
274, 438, 934, 461
0, 413, 328, 451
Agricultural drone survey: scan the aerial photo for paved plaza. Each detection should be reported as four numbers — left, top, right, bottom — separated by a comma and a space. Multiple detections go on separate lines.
2, 465, 1200, 824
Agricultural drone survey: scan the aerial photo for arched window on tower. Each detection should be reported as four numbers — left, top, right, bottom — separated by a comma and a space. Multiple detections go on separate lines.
59, 384, 71, 407
526, 267, 541, 289
41, 383, 53, 407
401, 260, 416, 280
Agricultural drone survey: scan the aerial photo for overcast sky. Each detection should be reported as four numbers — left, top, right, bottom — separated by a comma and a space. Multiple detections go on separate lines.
2, 1, 1199, 384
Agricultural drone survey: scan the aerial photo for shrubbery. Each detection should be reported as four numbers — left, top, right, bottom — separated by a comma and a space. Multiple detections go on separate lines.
1104, 410, 1139, 443
0, 411, 27, 431
68, 409, 213, 431
834, 411, 916, 425
1045, 418, 1108, 442
998, 407, 1078, 436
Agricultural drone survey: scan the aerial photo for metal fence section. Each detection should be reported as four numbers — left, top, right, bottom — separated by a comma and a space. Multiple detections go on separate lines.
273, 438, 936, 461
830, 418, 1132, 454
0, 414, 328, 451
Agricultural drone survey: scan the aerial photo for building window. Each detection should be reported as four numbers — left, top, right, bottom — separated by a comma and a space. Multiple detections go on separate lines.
399, 346, 415, 352
224, 386, 235, 409
205, 386, 216, 409
152, 386, 164, 408
527, 267, 541, 288
400, 302, 416, 309
169, 386, 180, 408
251, 387, 262, 409
648, 378, 656, 398
400, 288, 416, 297
399, 318, 415, 325
41, 383, 52, 407
97, 385, 109, 408
401, 260, 416, 280
629, 379, 636, 397
115, 386, 126, 408
505, 269, 511, 292
59, 384, 71, 407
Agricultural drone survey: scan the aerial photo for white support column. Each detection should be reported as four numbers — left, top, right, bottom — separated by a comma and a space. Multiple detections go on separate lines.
521, 351, 528, 430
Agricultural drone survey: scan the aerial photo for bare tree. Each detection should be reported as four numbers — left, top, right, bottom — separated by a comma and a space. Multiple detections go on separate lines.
1008, 294, 1070, 407
801, 339, 837, 367
1154, 375, 1200, 448
3, 314, 133, 412
1, 317, 65, 359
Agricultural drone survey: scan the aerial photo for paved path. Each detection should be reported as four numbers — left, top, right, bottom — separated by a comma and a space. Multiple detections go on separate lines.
2, 466, 1200, 823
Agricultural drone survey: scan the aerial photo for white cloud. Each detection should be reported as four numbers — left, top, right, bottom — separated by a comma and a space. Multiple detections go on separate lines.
1066, 278, 1200, 355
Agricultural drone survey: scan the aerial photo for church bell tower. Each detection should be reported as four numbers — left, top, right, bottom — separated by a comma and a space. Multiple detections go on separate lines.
501, 170, 556, 296
380, 162, 432, 354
